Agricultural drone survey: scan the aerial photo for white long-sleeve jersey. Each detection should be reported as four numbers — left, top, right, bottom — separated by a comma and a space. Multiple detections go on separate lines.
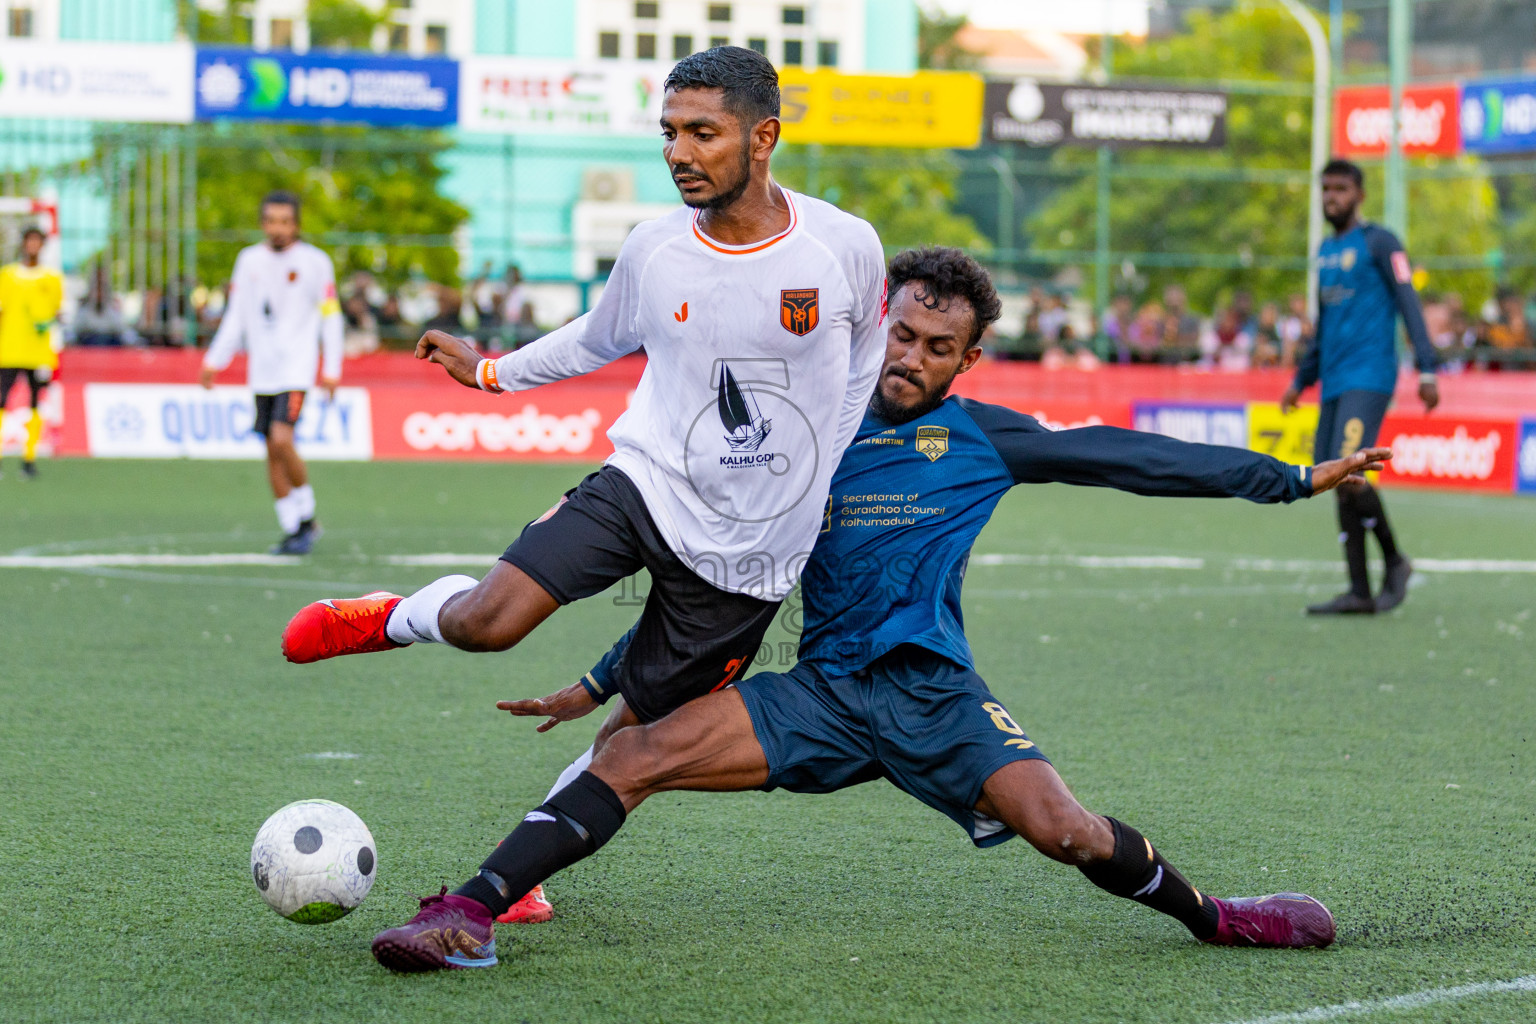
203, 240, 344, 394
489, 188, 887, 600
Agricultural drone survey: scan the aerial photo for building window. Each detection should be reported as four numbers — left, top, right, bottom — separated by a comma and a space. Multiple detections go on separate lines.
599, 31, 621, 58
7, 6, 32, 37
634, 1, 658, 18
747, 37, 767, 55
424, 24, 447, 53
270, 18, 294, 49
709, 36, 728, 49
672, 34, 693, 59
636, 33, 656, 59
782, 39, 802, 65
817, 40, 838, 67
387, 24, 410, 51
708, 3, 731, 21
782, 6, 804, 25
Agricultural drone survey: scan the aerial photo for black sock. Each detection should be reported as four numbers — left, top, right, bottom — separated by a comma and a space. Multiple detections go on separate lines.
1353, 485, 1401, 564
453, 771, 627, 918
1078, 817, 1221, 940
1336, 490, 1371, 598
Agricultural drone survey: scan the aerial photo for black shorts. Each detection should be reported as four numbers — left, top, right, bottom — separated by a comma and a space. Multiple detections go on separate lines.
503, 466, 780, 723
0, 367, 48, 408
1314, 389, 1391, 464
736, 645, 1051, 848
253, 391, 306, 437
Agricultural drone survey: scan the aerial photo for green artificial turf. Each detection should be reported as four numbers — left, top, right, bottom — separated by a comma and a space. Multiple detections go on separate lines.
1, 458, 1533, 1023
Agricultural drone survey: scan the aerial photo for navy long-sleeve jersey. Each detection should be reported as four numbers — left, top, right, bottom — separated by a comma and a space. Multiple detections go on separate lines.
796, 397, 1312, 676
1293, 222, 1437, 400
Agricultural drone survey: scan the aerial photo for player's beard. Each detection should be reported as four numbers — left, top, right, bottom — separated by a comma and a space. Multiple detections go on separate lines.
678, 142, 753, 211
868, 366, 958, 425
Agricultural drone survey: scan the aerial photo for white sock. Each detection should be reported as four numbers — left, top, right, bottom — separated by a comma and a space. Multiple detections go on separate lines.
291, 484, 316, 522
384, 574, 477, 645
542, 745, 595, 803
275, 494, 302, 535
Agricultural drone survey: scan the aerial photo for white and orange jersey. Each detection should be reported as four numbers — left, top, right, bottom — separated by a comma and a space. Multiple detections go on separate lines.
487, 186, 887, 600
204, 240, 344, 394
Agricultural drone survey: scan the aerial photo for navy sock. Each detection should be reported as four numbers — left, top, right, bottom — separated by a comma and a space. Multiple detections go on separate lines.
1353, 484, 1401, 565
1078, 817, 1221, 940
454, 771, 627, 918
1336, 489, 1372, 598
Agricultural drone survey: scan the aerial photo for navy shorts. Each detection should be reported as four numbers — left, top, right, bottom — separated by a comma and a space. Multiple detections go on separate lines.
253, 390, 305, 437
504, 466, 779, 724
735, 645, 1050, 847
1314, 389, 1391, 464
0, 367, 48, 408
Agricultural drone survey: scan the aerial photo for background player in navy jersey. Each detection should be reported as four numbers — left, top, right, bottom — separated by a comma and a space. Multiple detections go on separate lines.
369, 248, 1387, 971
1281, 158, 1439, 615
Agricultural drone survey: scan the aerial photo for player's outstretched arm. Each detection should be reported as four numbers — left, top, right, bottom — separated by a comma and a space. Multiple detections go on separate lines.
415, 329, 483, 389
1310, 446, 1391, 494
498, 682, 601, 733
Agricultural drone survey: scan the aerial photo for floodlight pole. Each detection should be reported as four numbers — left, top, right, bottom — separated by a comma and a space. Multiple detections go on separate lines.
1384, 0, 1411, 241
1276, 0, 1330, 320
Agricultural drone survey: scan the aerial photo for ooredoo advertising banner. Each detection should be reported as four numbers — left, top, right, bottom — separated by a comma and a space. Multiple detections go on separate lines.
367, 385, 628, 462
1376, 414, 1516, 493
1333, 83, 1462, 158
0, 41, 194, 123
195, 48, 457, 127
84, 384, 372, 460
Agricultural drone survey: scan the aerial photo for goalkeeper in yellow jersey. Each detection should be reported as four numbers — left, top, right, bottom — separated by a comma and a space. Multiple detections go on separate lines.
0, 227, 63, 479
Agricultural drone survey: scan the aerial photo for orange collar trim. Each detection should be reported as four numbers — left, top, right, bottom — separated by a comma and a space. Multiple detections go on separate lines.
691, 189, 798, 255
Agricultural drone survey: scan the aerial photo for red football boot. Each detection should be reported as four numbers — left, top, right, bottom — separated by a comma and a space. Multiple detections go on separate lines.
282, 591, 406, 664
1205, 892, 1336, 949
372, 888, 497, 972
496, 885, 553, 924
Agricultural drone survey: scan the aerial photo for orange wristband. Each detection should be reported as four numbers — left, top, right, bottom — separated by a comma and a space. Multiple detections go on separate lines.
477, 358, 503, 393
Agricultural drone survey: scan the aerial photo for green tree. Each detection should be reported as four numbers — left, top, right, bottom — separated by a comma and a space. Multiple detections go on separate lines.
307, 0, 388, 50
193, 124, 468, 290
1026, 2, 1499, 312
775, 145, 989, 253
917, 7, 981, 71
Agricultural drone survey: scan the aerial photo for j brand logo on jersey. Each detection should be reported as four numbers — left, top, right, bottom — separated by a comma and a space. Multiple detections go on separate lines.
674, 302, 688, 322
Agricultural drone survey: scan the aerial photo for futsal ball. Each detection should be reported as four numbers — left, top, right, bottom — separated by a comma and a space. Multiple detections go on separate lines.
251, 799, 376, 924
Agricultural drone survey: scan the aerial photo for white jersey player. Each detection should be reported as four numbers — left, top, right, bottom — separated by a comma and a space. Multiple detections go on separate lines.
283, 47, 882, 746
202, 191, 343, 554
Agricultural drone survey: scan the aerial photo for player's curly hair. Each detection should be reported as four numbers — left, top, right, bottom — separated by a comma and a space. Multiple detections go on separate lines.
664, 46, 780, 128
886, 247, 1003, 349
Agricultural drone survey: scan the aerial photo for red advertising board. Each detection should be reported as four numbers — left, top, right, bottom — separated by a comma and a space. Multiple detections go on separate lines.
1376, 414, 1517, 493
368, 382, 629, 462
1333, 83, 1461, 157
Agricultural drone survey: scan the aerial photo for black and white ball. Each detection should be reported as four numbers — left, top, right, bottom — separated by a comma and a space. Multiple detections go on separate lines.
251, 799, 376, 923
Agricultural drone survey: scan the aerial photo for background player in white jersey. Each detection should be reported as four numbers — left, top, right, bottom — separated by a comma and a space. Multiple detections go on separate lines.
201, 190, 343, 555
282, 50, 888, 901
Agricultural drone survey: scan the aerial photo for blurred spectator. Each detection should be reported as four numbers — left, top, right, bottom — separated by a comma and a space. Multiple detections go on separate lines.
373, 291, 406, 345
469, 261, 501, 329
1126, 301, 1165, 363
1482, 287, 1534, 369
140, 279, 194, 347
1200, 304, 1252, 370
1037, 291, 1071, 347
72, 262, 133, 347
500, 265, 530, 326
1251, 301, 1282, 367
1160, 285, 1202, 355
1278, 293, 1311, 367
1103, 293, 1134, 362
1230, 289, 1257, 334
423, 284, 465, 335
341, 289, 379, 357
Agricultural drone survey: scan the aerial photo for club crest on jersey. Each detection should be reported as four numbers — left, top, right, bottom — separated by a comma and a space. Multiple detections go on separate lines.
288, 270, 299, 283
780, 288, 819, 336
916, 426, 949, 461
1340, 248, 1356, 272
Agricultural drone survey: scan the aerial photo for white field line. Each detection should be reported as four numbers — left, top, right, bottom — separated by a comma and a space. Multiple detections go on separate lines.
0, 553, 299, 568
3, 551, 1534, 575
1217, 973, 1536, 1024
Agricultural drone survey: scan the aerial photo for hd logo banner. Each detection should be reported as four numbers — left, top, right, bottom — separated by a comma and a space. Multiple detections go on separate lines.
195, 48, 457, 127
0, 41, 194, 123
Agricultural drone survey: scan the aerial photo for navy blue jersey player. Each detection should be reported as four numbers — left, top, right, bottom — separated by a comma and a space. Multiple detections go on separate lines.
369, 249, 1388, 971
1281, 158, 1439, 615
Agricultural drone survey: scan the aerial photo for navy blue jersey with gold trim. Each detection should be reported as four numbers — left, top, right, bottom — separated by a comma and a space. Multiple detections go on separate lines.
796, 397, 1313, 675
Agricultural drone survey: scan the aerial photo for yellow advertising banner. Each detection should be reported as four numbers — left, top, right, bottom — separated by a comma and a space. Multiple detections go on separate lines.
777, 69, 984, 148
1247, 401, 1319, 467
